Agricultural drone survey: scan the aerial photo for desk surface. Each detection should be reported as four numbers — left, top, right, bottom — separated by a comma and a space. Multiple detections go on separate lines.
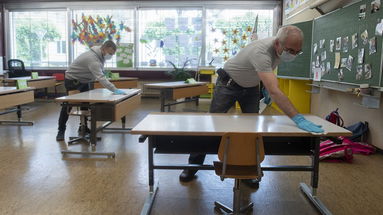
0, 87, 34, 95
55, 88, 141, 103
145, 81, 207, 89
5, 76, 55, 81
131, 113, 352, 137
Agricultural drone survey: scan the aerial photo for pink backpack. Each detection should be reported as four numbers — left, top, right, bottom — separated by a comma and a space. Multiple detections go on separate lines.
320, 137, 375, 163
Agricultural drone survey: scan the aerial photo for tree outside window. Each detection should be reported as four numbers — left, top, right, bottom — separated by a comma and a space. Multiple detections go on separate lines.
11, 11, 66, 67
138, 9, 202, 68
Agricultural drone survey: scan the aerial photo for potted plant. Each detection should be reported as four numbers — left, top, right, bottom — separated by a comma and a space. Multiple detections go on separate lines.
166, 59, 194, 81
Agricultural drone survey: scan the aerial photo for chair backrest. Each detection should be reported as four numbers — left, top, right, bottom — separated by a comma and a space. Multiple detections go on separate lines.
52, 73, 65, 81
8, 59, 25, 71
217, 133, 265, 166
7, 59, 31, 78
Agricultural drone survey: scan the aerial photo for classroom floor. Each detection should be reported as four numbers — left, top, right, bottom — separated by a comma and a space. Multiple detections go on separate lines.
0, 98, 382, 215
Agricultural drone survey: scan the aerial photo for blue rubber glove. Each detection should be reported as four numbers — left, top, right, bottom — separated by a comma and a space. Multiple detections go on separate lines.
291, 114, 324, 133
262, 87, 272, 105
113, 89, 126, 95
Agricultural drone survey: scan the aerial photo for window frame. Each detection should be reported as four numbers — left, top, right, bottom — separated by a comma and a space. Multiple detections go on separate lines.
4, 1, 280, 70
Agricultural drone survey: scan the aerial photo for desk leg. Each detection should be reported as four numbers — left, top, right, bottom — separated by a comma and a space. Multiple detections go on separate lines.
148, 136, 155, 187
61, 104, 115, 158
160, 90, 165, 112
300, 137, 332, 215
90, 105, 97, 147
121, 116, 126, 129
195, 96, 199, 106
0, 105, 33, 126
140, 136, 158, 215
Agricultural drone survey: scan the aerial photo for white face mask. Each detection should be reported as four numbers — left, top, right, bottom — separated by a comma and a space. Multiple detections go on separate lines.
279, 50, 297, 62
104, 54, 113, 60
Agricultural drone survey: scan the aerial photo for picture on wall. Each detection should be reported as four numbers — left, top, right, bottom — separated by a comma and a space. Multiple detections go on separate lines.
369, 37, 377, 55
356, 65, 363, 80
352, 33, 358, 49
359, 4, 366, 19
364, 64, 372, 79
116, 43, 134, 68
371, 0, 381, 13
336, 37, 341, 51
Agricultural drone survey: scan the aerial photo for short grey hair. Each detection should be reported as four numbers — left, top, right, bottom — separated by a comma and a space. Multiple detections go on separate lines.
101, 40, 117, 51
276, 25, 303, 45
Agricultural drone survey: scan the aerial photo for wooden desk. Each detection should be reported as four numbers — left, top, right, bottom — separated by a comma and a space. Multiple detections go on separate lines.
131, 113, 352, 215
56, 88, 141, 157
145, 81, 208, 112
0, 87, 35, 125
93, 77, 138, 89
5, 76, 56, 89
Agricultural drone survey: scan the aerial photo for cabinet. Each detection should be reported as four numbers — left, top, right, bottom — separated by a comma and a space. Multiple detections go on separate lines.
197, 66, 216, 99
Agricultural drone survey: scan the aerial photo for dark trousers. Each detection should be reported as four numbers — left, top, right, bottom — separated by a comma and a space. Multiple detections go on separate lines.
57, 79, 90, 132
188, 71, 260, 168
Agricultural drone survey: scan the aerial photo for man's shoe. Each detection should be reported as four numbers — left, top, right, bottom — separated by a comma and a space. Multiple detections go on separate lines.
56, 131, 65, 141
242, 179, 260, 189
179, 170, 197, 182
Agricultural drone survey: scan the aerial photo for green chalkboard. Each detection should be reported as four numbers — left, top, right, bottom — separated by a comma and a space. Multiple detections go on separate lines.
277, 20, 313, 79
312, 0, 383, 87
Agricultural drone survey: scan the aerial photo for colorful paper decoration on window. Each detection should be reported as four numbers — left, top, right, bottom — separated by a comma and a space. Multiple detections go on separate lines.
71, 14, 132, 47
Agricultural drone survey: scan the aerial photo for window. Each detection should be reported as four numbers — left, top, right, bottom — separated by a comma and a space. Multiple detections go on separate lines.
71, 9, 135, 68
9, 11, 68, 67
7, 3, 277, 69
138, 9, 202, 68
206, 9, 274, 68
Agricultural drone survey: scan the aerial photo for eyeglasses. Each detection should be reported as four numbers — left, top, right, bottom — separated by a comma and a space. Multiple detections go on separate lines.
283, 47, 303, 56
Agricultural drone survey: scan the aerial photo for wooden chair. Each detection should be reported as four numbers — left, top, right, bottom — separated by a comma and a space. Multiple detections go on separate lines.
213, 133, 265, 214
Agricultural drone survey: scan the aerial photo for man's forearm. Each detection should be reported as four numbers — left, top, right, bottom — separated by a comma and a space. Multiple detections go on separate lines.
270, 91, 299, 118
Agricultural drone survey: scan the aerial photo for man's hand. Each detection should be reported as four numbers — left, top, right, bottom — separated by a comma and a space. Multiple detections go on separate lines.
113, 89, 126, 95
292, 114, 324, 133
262, 87, 272, 105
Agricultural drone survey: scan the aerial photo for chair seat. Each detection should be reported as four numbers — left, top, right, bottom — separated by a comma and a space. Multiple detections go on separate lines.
213, 161, 261, 179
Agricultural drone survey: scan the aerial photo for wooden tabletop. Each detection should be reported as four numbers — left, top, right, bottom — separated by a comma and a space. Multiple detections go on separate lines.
131, 112, 352, 137
0, 87, 34, 95
5, 76, 55, 81
55, 88, 141, 103
145, 81, 207, 89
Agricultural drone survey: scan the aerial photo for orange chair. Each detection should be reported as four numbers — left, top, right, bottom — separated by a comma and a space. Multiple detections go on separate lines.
213, 133, 265, 214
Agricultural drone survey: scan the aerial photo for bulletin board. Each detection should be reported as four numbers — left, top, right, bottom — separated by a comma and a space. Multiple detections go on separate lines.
312, 0, 383, 87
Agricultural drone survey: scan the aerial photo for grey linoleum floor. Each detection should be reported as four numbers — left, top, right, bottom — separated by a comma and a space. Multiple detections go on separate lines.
0, 98, 382, 215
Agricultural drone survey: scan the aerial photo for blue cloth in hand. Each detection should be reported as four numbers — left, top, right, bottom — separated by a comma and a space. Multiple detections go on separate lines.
262, 87, 271, 105
291, 114, 324, 133
114, 89, 126, 95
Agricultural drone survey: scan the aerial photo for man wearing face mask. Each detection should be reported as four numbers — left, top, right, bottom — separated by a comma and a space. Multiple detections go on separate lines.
56, 40, 126, 141
179, 26, 324, 185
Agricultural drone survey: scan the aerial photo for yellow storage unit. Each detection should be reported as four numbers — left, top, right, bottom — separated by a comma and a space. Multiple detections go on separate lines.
198, 66, 216, 99
271, 78, 312, 114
